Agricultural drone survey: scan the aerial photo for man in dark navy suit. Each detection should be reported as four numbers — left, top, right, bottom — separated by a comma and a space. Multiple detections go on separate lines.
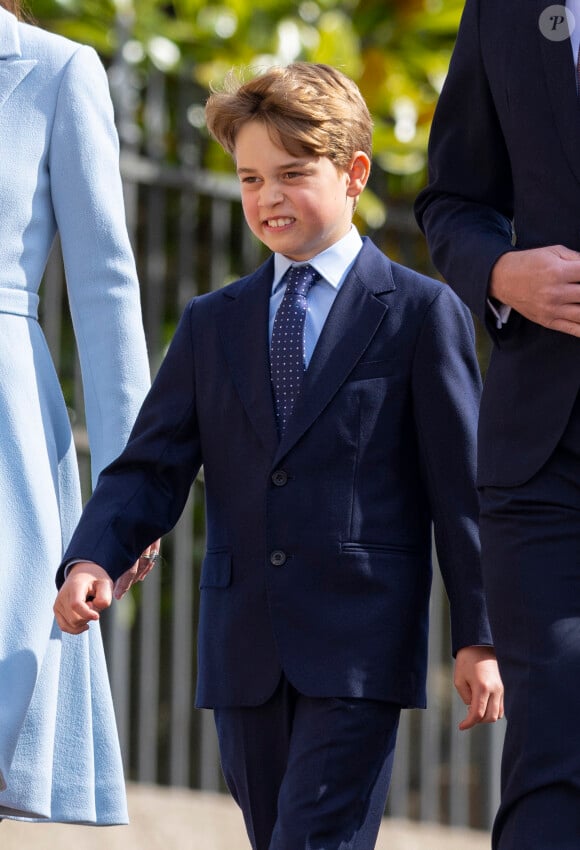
416, 2, 580, 848
54, 62, 503, 850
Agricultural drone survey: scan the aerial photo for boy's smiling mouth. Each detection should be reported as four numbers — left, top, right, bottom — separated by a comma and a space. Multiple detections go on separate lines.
266, 217, 294, 228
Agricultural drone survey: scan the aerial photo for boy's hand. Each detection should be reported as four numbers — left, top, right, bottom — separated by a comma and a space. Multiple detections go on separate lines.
53, 562, 113, 635
454, 646, 504, 730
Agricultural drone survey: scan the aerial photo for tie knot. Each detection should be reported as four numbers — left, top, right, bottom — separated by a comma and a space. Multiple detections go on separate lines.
284, 264, 320, 297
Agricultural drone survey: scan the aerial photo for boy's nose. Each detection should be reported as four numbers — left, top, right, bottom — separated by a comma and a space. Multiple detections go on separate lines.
259, 181, 284, 206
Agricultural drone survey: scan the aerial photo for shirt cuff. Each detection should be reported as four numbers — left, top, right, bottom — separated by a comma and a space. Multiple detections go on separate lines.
487, 298, 511, 329
63, 559, 98, 578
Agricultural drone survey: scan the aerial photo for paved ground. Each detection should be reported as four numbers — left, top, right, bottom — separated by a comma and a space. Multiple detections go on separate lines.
2, 783, 491, 849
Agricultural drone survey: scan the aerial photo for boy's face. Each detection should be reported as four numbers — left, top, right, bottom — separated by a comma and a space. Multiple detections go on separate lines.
234, 120, 368, 262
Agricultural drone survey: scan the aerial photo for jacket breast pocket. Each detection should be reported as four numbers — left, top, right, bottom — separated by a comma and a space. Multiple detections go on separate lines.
346, 359, 396, 382
200, 548, 232, 588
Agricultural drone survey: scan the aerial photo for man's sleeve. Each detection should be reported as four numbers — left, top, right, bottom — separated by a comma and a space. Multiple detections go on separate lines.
414, 0, 515, 336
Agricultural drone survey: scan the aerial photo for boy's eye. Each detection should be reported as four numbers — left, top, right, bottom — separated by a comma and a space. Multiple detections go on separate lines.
283, 171, 303, 179
240, 175, 261, 184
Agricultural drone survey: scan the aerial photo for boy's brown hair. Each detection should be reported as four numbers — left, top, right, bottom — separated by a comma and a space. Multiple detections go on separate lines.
204, 62, 373, 171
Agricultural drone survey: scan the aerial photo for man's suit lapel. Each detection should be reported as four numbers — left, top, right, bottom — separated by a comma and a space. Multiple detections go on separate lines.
0, 7, 37, 111
274, 241, 395, 464
217, 259, 279, 456
537, 0, 580, 187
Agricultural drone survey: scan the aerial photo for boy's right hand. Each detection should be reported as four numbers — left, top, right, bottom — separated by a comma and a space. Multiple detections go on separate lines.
53, 562, 113, 634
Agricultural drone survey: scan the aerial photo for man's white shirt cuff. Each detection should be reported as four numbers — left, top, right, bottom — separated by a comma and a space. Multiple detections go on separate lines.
487, 298, 511, 329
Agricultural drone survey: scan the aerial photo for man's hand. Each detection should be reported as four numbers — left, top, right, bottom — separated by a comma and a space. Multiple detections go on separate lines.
454, 646, 504, 731
54, 562, 113, 634
490, 246, 580, 336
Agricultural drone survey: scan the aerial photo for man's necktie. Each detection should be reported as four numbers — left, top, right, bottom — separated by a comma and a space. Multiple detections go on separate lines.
270, 264, 320, 435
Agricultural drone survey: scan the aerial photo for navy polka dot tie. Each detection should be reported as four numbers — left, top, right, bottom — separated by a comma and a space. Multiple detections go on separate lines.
270, 264, 320, 435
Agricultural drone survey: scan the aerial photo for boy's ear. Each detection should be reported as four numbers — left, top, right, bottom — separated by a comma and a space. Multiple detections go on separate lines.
346, 151, 371, 197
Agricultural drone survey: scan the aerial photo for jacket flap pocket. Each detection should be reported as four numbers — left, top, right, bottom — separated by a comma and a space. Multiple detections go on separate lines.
200, 550, 232, 588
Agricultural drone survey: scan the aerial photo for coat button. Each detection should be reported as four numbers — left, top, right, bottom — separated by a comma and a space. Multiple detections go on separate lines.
270, 550, 287, 567
271, 470, 288, 486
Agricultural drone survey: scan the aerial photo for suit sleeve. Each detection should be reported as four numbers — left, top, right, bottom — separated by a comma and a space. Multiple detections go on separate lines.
56, 302, 201, 587
414, 0, 514, 336
49, 45, 150, 486
412, 286, 492, 654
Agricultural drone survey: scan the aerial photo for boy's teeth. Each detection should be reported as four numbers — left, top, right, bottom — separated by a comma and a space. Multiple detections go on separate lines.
269, 218, 292, 227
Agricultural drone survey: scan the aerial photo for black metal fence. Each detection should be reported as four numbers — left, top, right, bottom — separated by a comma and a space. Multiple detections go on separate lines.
40, 52, 503, 832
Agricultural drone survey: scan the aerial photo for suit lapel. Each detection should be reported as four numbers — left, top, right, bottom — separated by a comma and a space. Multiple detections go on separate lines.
217, 259, 279, 455
219, 244, 396, 462
0, 8, 37, 111
273, 241, 395, 464
537, 0, 580, 187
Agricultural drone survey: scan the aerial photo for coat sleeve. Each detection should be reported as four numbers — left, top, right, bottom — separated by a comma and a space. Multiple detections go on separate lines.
414, 0, 514, 336
48, 45, 150, 486
411, 285, 492, 654
56, 301, 201, 587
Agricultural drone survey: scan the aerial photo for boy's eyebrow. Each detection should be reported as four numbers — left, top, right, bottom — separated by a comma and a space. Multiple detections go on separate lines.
236, 159, 311, 174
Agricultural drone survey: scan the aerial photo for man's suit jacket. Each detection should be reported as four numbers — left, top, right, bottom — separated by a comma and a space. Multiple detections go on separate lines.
415, 0, 580, 488
58, 238, 492, 709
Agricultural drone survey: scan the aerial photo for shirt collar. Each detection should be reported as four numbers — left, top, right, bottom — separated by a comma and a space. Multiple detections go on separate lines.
568, 0, 580, 66
272, 226, 363, 294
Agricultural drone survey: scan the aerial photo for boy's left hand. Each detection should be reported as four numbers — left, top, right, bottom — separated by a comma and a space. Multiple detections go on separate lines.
454, 646, 504, 730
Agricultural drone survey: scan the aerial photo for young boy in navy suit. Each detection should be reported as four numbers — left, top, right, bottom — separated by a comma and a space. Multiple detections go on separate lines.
54, 62, 503, 850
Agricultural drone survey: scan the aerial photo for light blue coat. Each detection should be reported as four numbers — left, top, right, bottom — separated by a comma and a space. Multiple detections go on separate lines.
0, 7, 150, 823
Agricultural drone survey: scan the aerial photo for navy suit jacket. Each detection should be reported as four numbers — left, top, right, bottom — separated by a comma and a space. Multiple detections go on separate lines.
58, 238, 491, 709
415, 0, 580, 488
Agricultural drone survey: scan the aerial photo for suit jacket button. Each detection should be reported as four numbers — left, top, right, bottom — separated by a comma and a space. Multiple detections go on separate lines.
271, 470, 288, 486
270, 550, 287, 567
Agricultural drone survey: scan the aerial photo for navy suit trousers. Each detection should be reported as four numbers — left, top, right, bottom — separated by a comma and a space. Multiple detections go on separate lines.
480, 396, 580, 850
214, 675, 401, 850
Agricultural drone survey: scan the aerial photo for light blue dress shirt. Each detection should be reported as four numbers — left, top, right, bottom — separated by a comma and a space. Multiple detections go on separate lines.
269, 226, 363, 367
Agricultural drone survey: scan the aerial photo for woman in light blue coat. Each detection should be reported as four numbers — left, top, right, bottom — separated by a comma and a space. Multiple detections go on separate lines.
0, 0, 152, 824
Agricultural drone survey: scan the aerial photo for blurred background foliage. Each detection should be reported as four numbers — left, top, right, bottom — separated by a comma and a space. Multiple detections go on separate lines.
26, 0, 464, 211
